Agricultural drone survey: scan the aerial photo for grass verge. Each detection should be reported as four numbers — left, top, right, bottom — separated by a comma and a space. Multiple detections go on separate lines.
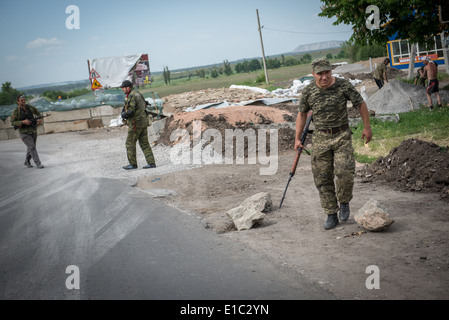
352, 105, 449, 163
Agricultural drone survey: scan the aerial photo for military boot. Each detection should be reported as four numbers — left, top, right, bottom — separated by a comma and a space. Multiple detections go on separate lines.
123, 164, 138, 170
324, 213, 339, 230
339, 203, 350, 222
24, 158, 33, 168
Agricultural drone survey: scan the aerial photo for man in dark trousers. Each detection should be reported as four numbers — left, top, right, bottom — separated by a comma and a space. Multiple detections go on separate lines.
10, 95, 45, 169
120, 80, 156, 170
373, 58, 390, 90
296, 58, 372, 230
422, 56, 442, 110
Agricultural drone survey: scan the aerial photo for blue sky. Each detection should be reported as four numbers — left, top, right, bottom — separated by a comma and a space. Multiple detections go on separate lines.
0, 0, 353, 88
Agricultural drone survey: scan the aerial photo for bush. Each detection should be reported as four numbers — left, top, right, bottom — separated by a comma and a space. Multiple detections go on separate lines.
0, 82, 24, 105
256, 73, 266, 83
357, 44, 386, 61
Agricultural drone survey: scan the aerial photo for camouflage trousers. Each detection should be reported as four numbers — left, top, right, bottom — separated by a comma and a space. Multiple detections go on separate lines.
126, 118, 155, 167
20, 132, 42, 166
311, 129, 355, 215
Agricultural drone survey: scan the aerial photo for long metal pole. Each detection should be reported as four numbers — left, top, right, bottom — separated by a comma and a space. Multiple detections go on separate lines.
257, 9, 269, 85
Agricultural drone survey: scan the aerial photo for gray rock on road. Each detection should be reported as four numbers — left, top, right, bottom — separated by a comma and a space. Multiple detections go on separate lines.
226, 192, 272, 231
354, 199, 395, 232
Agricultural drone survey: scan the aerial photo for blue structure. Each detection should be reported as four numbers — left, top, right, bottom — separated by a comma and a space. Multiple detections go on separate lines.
386, 33, 446, 70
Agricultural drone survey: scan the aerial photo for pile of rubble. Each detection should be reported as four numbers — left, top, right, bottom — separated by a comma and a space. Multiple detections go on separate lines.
161, 87, 278, 115
157, 102, 298, 153
357, 138, 449, 201
367, 80, 449, 114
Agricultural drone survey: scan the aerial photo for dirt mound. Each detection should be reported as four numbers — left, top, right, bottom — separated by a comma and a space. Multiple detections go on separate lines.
157, 103, 299, 153
357, 138, 449, 201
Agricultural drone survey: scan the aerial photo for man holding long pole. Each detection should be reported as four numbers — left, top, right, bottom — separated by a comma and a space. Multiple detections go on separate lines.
295, 58, 372, 230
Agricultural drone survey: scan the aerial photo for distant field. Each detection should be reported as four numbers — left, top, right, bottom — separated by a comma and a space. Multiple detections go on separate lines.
141, 49, 345, 98
141, 63, 322, 98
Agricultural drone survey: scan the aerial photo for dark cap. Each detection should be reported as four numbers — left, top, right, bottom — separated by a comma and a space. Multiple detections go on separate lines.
120, 80, 133, 88
312, 58, 332, 73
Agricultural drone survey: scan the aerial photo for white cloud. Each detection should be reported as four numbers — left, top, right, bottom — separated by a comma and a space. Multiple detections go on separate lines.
26, 37, 62, 49
6, 56, 17, 61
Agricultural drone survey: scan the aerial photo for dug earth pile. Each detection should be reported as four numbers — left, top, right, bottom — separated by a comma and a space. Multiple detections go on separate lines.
357, 138, 449, 201
158, 103, 299, 153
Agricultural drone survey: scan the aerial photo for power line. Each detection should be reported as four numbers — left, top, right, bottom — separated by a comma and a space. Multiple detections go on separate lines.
264, 27, 352, 35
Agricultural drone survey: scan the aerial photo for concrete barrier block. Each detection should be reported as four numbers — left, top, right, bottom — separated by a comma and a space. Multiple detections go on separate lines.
44, 120, 89, 134
4, 117, 13, 129
45, 109, 91, 123
90, 105, 117, 117
0, 128, 20, 141
101, 116, 117, 127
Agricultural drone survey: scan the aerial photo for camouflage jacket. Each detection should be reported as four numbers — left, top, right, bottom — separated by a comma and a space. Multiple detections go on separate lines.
299, 77, 364, 130
123, 89, 148, 123
373, 63, 387, 80
10, 105, 42, 134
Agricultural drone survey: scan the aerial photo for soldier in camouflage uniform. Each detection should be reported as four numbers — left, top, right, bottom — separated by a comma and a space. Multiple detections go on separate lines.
373, 58, 390, 89
296, 58, 372, 230
120, 80, 156, 170
10, 95, 45, 169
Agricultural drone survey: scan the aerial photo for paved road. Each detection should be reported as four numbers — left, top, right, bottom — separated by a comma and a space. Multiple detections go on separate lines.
0, 133, 334, 301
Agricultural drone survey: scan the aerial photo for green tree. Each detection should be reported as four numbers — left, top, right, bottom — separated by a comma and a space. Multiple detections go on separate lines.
284, 57, 300, 66
210, 67, 219, 78
0, 82, 24, 105
357, 44, 386, 61
162, 66, 171, 85
249, 59, 261, 71
266, 58, 281, 69
337, 49, 347, 59
235, 63, 244, 73
196, 69, 206, 78
236, 59, 261, 73
223, 60, 233, 76
319, 1, 448, 49
300, 53, 313, 64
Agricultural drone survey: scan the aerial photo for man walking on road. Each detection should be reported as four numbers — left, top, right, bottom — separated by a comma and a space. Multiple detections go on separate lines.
10, 95, 45, 169
120, 80, 157, 170
296, 58, 372, 230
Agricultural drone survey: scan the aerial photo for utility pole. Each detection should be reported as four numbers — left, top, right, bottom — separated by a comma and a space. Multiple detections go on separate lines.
87, 60, 93, 88
257, 9, 269, 85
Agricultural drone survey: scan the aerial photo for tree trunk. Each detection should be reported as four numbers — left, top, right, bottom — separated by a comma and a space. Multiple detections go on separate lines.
407, 43, 416, 80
